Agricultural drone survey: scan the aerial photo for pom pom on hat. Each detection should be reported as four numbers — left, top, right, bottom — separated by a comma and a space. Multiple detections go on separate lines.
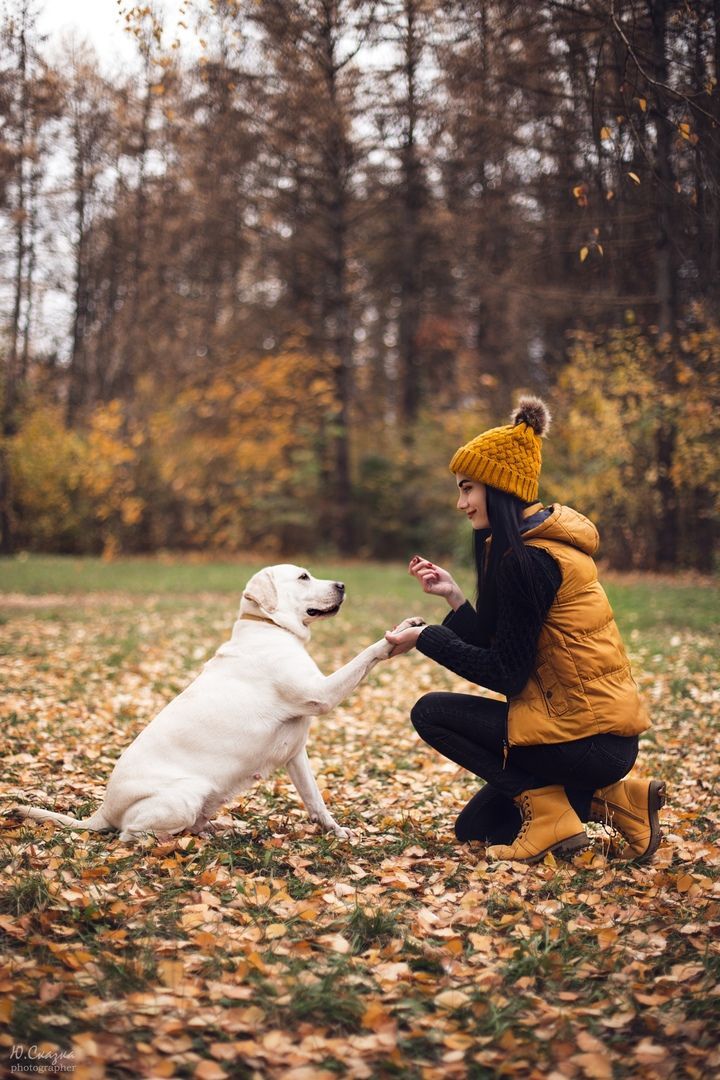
449, 395, 551, 502
512, 395, 551, 438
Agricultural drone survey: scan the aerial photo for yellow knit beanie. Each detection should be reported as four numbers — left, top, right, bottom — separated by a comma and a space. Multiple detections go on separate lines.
449, 396, 551, 502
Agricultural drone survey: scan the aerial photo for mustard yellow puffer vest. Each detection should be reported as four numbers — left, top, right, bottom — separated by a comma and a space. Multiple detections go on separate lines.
507, 504, 651, 747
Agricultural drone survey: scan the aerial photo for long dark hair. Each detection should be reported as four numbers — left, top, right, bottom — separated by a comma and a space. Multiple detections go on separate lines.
472, 486, 544, 639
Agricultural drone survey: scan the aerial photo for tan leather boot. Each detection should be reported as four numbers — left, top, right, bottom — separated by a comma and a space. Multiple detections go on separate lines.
591, 777, 666, 862
486, 785, 589, 864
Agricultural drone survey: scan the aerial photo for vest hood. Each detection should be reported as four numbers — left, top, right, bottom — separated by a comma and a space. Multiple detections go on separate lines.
521, 503, 600, 557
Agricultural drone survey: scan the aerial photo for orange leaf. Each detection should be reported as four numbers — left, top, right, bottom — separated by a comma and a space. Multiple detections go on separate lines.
571, 1052, 613, 1079
195, 1062, 227, 1080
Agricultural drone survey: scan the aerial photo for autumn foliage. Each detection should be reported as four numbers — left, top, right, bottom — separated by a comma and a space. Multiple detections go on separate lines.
5, 313, 719, 569
2, 2, 719, 568
545, 309, 720, 570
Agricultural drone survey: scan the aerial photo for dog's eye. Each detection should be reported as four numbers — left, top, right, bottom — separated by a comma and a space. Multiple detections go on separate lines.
298, 572, 310, 581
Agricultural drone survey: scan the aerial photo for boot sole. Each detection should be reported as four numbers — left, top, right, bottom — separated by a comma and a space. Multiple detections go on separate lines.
511, 831, 590, 866
635, 780, 666, 863
594, 780, 667, 863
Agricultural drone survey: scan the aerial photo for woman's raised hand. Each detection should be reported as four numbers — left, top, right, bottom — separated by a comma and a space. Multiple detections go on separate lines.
408, 555, 465, 609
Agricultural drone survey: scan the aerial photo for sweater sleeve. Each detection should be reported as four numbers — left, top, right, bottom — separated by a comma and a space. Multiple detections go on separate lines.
441, 601, 484, 644
416, 547, 562, 697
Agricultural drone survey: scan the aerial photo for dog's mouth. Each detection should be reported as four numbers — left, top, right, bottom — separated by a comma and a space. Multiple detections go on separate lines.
306, 603, 342, 618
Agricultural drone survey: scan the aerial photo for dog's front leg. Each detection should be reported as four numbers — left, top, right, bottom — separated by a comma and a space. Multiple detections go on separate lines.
303, 639, 392, 715
286, 747, 350, 839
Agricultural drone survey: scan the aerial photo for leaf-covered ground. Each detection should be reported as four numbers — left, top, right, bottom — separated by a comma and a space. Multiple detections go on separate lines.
1, 565, 719, 1079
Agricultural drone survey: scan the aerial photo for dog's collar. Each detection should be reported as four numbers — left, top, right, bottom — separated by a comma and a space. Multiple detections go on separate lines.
239, 612, 276, 626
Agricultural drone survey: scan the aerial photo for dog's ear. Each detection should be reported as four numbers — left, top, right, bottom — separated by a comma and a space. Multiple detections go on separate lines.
243, 569, 278, 614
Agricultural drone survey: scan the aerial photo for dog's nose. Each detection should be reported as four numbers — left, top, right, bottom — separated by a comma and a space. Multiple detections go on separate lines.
335, 582, 345, 593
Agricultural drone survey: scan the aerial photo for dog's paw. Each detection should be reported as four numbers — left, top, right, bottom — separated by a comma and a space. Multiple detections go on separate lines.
189, 820, 220, 837
394, 616, 426, 632
330, 824, 355, 840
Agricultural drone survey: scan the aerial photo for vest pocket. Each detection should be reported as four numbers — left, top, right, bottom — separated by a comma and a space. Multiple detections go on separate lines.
535, 661, 570, 716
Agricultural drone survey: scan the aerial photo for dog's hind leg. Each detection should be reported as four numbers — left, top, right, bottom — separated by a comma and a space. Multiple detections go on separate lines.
117, 779, 212, 841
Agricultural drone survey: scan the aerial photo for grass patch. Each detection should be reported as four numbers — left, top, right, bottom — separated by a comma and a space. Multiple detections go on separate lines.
285, 963, 366, 1033
345, 905, 399, 953
0, 873, 52, 915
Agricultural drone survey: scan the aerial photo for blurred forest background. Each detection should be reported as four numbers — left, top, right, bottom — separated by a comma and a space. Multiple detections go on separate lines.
1, 0, 719, 569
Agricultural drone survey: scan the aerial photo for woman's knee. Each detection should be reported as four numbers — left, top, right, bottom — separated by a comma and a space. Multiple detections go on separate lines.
410, 692, 446, 734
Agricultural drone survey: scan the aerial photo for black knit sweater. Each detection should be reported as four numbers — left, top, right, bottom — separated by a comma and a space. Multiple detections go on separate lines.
416, 547, 562, 698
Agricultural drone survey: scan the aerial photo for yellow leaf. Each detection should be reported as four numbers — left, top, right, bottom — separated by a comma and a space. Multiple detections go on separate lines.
571, 1051, 613, 1079
192, 931, 218, 949
152, 1063, 176, 1078
596, 927, 619, 948
265, 922, 288, 939
296, 903, 321, 921
195, 1062, 227, 1080
579, 247, 589, 263
628, 171, 641, 184
638, 97, 647, 112
634, 1039, 668, 1065
317, 932, 351, 954
435, 989, 470, 1010
158, 959, 185, 988
600, 126, 612, 140
362, 999, 394, 1030
444, 1032, 476, 1050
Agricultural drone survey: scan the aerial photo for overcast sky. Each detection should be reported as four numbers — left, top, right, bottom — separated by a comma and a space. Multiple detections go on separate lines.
35, 0, 196, 71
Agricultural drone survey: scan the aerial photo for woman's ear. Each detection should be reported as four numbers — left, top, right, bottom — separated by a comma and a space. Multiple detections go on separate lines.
243, 569, 278, 614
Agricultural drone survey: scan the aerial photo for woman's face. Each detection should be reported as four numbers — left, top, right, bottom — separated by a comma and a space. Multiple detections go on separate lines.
456, 474, 490, 529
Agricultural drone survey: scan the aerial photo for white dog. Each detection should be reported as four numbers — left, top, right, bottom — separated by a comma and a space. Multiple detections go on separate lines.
16, 565, 404, 841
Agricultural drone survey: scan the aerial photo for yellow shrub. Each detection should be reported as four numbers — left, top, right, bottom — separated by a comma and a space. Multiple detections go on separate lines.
8, 405, 89, 550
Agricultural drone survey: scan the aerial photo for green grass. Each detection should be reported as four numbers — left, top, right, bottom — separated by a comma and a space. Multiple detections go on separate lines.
1, 554, 718, 638
0, 553, 261, 595
0, 553, 462, 615
604, 577, 720, 634
0, 872, 52, 915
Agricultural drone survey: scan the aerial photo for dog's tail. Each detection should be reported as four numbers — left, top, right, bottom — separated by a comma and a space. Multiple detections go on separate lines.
12, 805, 112, 831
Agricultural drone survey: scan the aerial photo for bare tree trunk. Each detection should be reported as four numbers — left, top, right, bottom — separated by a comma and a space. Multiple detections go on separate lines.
67, 117, 89, 425
709, 0, 720, 293
20, 116, 41, 385
398, 0, 424, 426
648, 0, 680, 569
0, 14, 29, 554
118, 40, 155, 400
320, 4, 355, 554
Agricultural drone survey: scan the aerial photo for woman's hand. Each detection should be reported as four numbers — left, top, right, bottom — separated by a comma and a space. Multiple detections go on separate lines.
408, 555, 465, 610
385, 620, 426, 657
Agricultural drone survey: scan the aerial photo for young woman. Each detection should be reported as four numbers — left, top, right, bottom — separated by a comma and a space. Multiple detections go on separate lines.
385, 397, 665, 864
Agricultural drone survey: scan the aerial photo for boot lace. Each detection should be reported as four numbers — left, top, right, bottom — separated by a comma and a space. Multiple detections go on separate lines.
516, 794, 532, 840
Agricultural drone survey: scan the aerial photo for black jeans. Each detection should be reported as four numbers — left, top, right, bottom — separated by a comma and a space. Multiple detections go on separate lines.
411, 692, 639, 844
